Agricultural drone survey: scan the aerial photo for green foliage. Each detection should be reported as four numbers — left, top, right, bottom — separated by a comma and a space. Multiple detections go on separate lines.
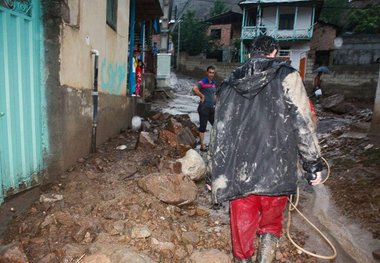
319, 1, 380, 34
319, 0, 349, 27
346, 5, 380, 34
208, 0, 228, 18
173, 10, 209, 56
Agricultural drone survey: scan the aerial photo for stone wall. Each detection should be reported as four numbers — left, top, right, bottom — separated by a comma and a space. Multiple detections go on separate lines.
305, 64, 378, 100
178, 53, 240, 83
333, 35, 380, 65
305, 34, 380, 100
180, 52, 379, 101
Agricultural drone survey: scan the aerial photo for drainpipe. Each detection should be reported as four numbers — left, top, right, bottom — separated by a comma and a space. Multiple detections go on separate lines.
128, 0, 136, 95
91, 49, 99, 153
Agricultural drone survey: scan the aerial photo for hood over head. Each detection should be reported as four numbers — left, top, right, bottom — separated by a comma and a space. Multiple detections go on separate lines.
219, 56, 291, 99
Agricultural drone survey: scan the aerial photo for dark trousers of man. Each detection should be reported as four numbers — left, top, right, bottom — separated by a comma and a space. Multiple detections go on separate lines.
197, 103, 214, 132
230, 195, 288, 260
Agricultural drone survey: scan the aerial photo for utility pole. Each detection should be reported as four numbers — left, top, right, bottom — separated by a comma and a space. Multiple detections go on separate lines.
369, 66, 380, 142
176, 20, 181, 69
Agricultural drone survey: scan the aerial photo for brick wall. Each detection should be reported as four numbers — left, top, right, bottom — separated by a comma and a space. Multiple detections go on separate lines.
208, 24, 233, 47
310, 24, 336, 51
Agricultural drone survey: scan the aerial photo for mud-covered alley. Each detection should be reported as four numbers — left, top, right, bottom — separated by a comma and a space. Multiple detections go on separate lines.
0, 72, 379, 263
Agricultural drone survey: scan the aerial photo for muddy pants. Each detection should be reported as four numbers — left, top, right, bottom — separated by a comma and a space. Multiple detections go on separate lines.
230, 195, 288, 260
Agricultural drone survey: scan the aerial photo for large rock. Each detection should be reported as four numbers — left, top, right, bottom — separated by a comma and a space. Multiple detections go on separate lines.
81, 253, 111, 263
136, 132, 156, 149
150, 238, 176, 258
177, 127, 196, 147
88, 243, 155, 263
0, 243, 29, 263
177, 149, 206, 181
137, 173, 198, 205
189, 249, 231, 263
167, 118, 183, 134
321, 94, 356, 114
159, 129, 177, 147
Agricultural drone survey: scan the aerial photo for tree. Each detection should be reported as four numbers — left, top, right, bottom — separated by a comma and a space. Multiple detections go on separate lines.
172, 10, 209, 56
319, 0, 349, 28
208, 0, 228, 18
346, 5, 380, 34
319, 1, 380, 34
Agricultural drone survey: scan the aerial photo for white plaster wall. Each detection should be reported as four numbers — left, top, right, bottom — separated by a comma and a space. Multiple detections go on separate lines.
262, 7, 277, 27
288, 42, 310, 70
296, 7, 312, 30
60, 0, 130, 95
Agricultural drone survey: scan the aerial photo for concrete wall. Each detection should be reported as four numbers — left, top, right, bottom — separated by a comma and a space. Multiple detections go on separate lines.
42, 0, 135, 178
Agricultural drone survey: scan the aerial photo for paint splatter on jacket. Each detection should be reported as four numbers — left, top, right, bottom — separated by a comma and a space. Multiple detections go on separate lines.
209, 56, 322, 203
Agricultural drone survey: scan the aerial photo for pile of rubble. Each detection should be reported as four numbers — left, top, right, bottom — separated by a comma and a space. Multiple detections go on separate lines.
0, 112, 328, 263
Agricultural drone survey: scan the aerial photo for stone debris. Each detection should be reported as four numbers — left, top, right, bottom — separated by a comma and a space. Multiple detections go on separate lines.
188, 249, 231, 263
1, 108, 378, 263
0, 243, 29, 263
39, 193, 63, 203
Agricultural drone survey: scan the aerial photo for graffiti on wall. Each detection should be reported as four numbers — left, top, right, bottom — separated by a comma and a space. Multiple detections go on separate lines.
100, 58, 127, 94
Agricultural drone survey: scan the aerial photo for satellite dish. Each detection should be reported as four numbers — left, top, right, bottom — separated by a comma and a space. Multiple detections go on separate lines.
334, 37, 343, 48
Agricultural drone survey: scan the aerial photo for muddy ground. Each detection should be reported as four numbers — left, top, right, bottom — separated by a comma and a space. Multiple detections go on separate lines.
0, 93, 379, 262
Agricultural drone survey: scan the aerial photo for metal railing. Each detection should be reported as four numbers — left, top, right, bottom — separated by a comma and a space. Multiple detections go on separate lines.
241, 25, 313, 41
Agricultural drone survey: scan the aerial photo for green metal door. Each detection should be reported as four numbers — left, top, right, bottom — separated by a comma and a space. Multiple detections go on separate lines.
0, 0, 45, 204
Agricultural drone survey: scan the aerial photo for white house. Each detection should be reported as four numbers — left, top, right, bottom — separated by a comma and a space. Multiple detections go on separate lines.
239, 0, 323, 78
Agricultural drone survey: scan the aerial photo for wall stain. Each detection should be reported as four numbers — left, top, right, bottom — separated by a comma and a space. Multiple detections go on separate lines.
101, 58, 127, 94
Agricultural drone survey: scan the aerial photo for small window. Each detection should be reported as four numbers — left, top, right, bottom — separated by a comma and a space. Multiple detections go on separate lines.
210, 29, 222, 40
279, 14, 294, 30
107, 0, 117, 30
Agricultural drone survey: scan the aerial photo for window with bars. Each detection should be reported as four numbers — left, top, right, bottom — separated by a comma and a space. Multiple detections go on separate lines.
106, 0, 117, 31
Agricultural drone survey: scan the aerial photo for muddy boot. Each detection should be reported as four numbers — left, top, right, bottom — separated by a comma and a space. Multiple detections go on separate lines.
234, 257, 252, 263
256, 233, 278, 263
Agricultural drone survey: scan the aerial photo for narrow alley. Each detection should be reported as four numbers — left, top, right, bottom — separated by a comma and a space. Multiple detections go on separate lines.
0, 72, 379, 263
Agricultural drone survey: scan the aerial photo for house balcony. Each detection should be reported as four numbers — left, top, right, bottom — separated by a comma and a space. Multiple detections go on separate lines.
241, 25, 313, 41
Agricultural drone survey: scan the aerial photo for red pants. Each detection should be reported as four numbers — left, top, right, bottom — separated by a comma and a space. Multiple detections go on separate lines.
230, 195, 288, 259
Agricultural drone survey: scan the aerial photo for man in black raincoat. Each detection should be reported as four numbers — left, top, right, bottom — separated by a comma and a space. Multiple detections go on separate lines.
209, 36, 323, 263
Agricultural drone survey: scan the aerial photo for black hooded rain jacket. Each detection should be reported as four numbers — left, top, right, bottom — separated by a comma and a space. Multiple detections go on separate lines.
209, 56, 322, 203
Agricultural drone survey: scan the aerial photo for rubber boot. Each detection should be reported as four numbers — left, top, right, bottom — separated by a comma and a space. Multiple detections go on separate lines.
256, 233, 279, 263
234, 257, 252, 263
